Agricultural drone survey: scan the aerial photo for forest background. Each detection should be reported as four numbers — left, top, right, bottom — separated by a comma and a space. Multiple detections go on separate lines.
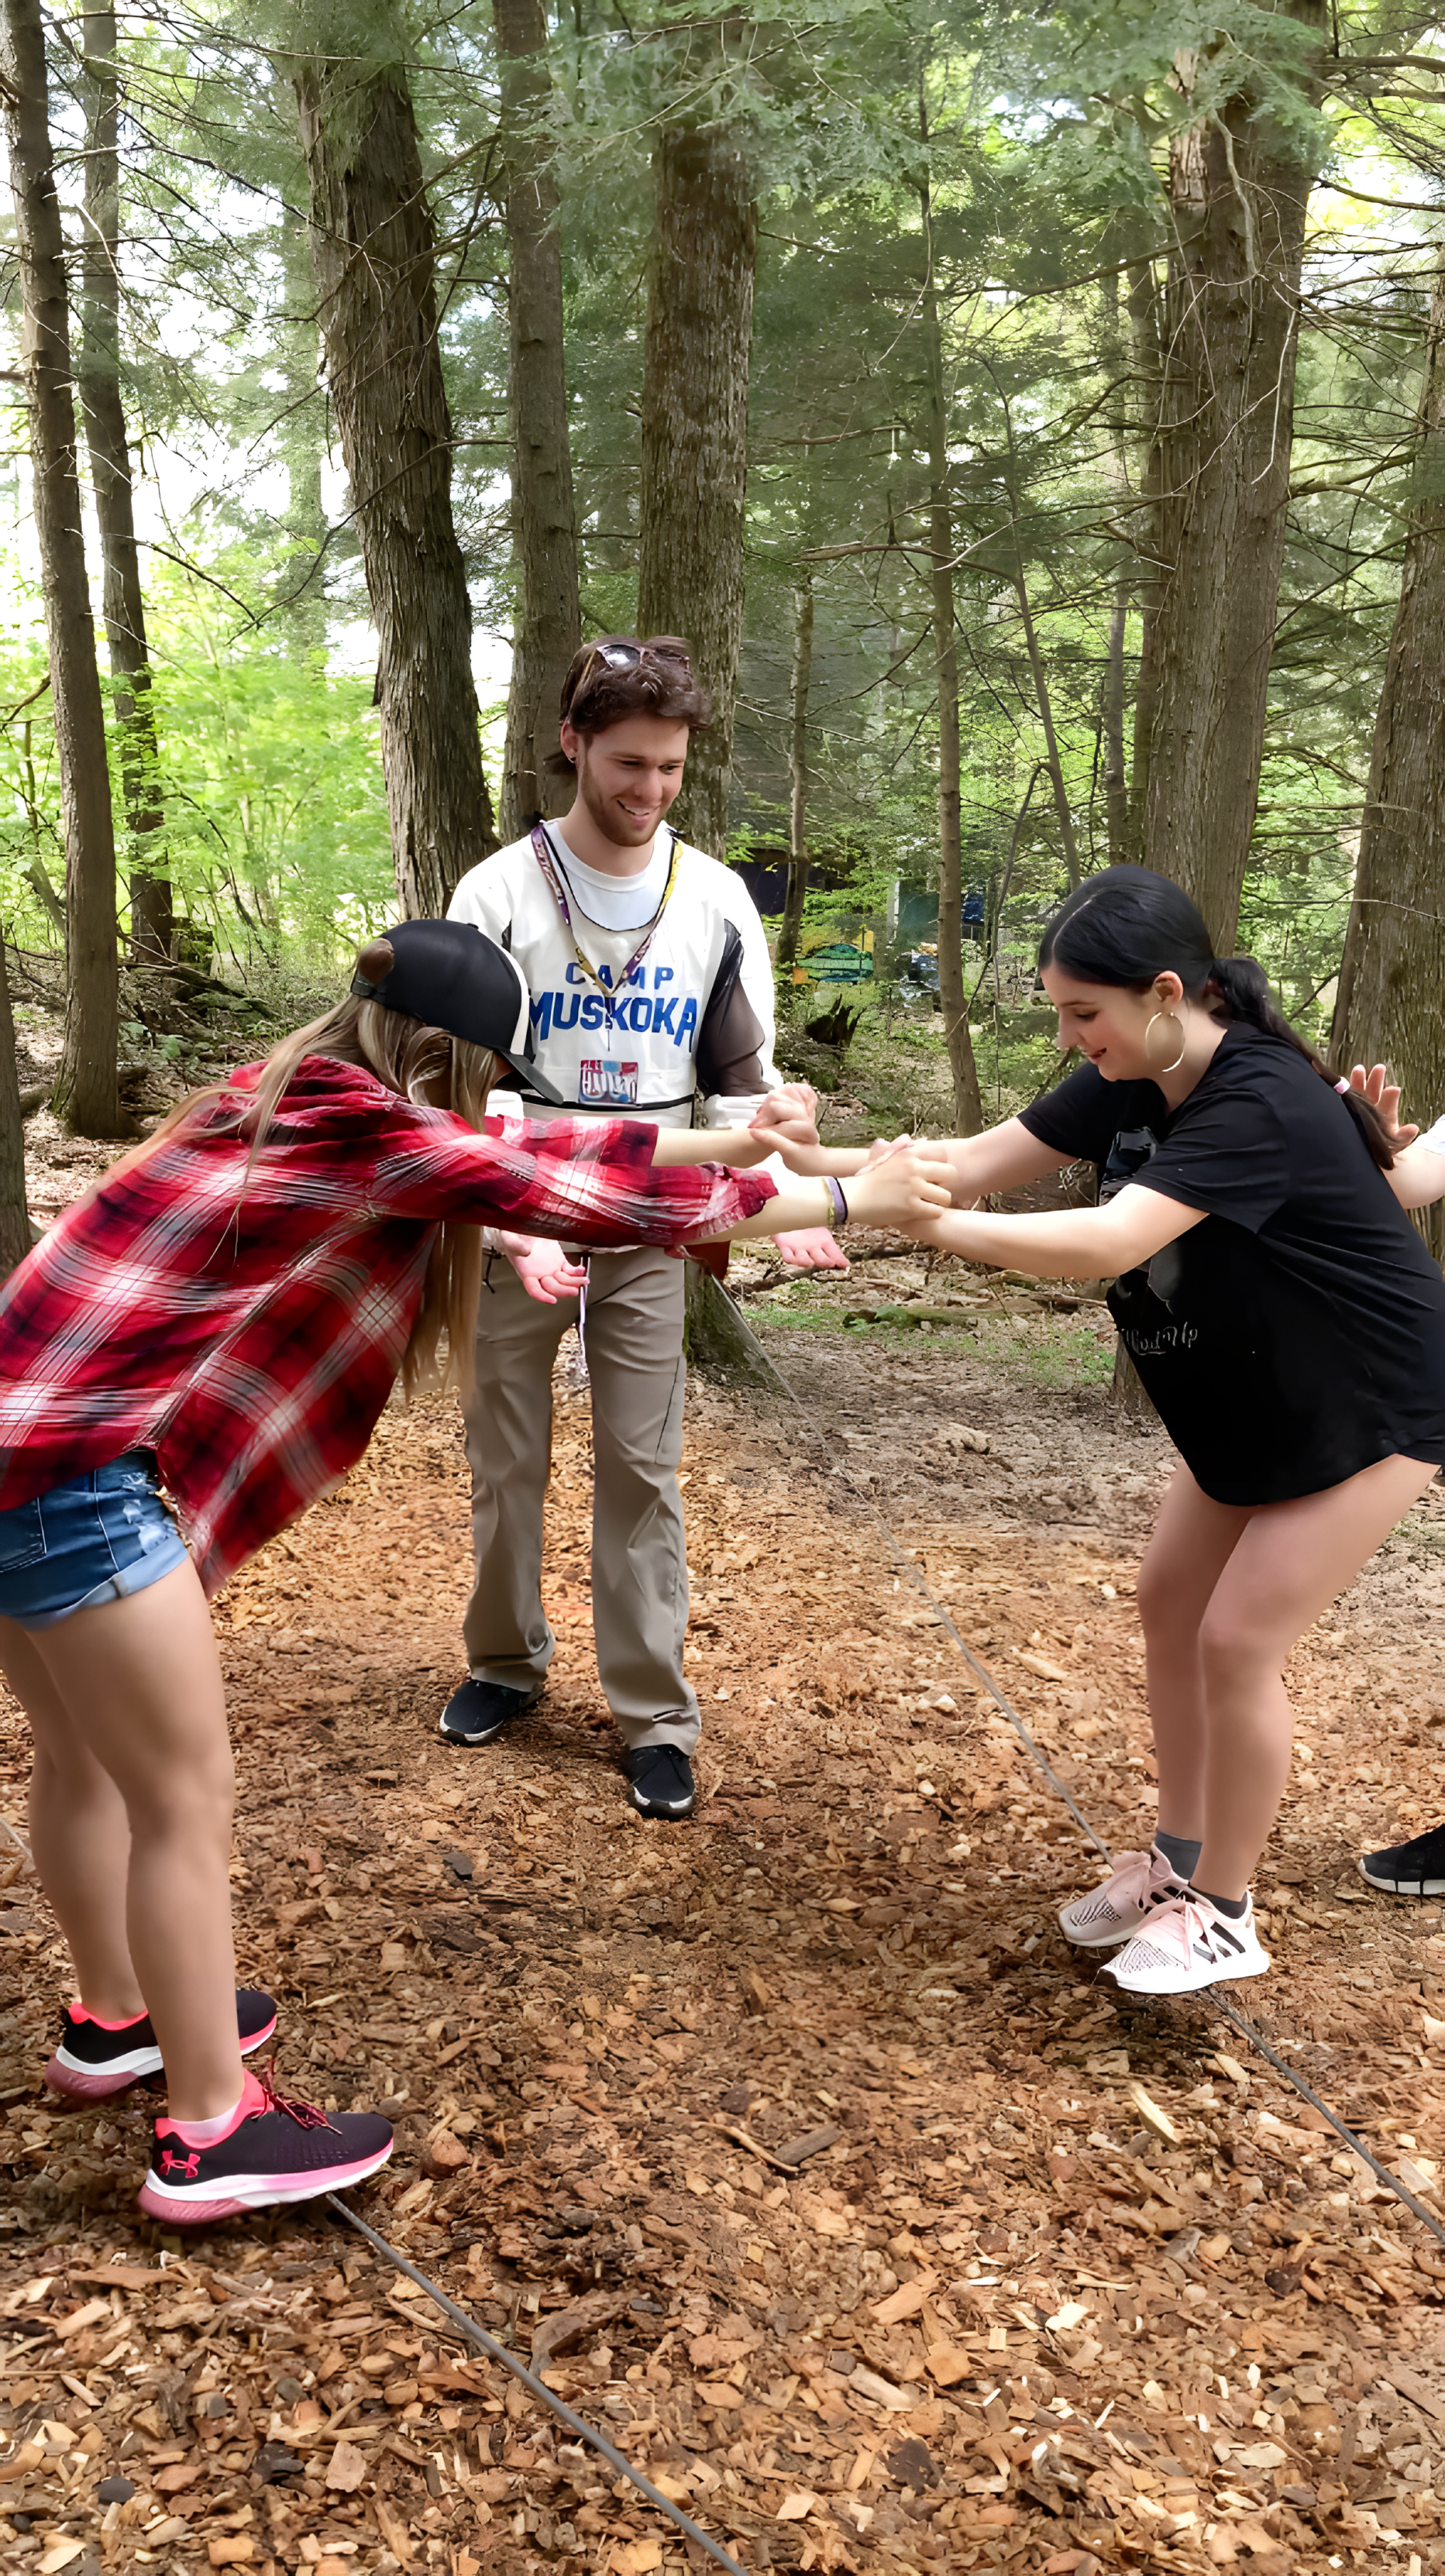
1, 2, 1445, 1267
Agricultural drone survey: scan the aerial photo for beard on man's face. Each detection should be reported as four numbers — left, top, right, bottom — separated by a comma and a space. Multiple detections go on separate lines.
577, 755, 664, 846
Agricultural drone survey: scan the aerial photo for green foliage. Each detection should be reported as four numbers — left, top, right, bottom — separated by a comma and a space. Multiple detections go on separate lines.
2, 0, 1438, 1090
142, 569, 394, 965
0, 557, 392, 965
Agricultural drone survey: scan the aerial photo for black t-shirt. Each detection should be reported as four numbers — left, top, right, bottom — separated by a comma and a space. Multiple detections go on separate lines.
1018, 1025, 1445, 1503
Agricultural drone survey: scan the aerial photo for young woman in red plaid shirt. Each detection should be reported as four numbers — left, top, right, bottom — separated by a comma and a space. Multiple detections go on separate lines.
0, 921, 948, 2223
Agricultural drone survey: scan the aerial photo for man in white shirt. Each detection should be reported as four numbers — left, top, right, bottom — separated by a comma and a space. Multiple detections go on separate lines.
442, 636, 841, 1817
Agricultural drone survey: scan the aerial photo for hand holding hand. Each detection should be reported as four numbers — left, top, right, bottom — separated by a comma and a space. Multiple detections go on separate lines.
845, 1145, 955, 1234
774, 1226, 849, 1273
1346, 1063, 1418, 1146
861, 1133, 918, 1169
749, 1083, 822, 1167
499, 1233, 589, 1306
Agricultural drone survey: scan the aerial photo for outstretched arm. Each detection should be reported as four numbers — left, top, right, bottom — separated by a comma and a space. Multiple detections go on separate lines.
720, 1147, 955, 1244
747, 1093, 1075, 1200
910, 1179, 1206, 1278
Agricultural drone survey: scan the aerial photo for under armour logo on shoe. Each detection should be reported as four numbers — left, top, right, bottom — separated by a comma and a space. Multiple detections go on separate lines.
160, 2148, 201, 2178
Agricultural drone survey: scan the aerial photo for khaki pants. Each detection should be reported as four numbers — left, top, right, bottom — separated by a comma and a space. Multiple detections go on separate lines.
460, 1245, 699, 1754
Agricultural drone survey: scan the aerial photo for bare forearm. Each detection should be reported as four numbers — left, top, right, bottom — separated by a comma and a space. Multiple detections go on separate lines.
650, 1125, 764, 1169
721, 1181, 835, 1239
937, 1119, 1075, 1201
1387, 1144, 1445, 1210
754, 1119, 1072, 1188
917, 1195, 1176, 1279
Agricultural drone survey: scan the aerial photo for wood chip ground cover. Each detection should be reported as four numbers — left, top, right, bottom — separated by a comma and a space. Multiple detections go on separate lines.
2, 1276, 1445, 2575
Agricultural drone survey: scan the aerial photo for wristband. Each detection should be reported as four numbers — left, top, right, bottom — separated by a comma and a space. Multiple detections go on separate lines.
823, 1175, 849, 1227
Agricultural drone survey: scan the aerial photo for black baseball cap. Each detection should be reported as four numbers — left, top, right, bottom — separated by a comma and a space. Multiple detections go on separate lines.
351, 919, 566, 1106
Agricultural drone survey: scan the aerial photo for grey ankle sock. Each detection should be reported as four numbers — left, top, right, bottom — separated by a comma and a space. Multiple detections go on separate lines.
1194, 1886, 1248, 1921
1154, 1831, 1202, 1881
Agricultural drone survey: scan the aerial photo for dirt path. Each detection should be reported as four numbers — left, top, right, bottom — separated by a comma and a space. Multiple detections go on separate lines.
2, 1297, 1445, 2575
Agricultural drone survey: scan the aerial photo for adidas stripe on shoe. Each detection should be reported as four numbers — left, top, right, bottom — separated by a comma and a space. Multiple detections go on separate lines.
1102, 1889, 1270, 1997
138, 2067, 393, 2225
45, 1989, 278, 2102
1058, 1847, 1187, 1949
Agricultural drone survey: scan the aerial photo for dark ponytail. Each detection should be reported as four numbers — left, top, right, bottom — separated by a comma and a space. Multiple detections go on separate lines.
1039, 865, 1395, 1172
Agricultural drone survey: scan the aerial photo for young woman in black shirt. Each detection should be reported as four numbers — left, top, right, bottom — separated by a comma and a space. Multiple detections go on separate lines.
784, 867, 1445, 1994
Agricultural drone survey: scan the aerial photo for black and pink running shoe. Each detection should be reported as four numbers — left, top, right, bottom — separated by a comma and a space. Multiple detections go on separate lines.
45, 1990, 278, 2101
138, 2067, 393, 2225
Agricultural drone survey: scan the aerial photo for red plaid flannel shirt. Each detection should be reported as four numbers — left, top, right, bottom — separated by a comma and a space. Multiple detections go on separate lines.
0, 1056, 773, 1594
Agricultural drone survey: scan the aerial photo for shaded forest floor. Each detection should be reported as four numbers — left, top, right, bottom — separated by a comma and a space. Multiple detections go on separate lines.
3, 1218, 1445, 2576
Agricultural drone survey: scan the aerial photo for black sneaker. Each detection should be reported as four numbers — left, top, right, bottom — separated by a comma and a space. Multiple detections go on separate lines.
624, 1744, 695, 1820
138, 2067, 393, 2224
46, 1988, 278, 2102
1359, 1824, 1445, 1896
439, 1677, 541, 1748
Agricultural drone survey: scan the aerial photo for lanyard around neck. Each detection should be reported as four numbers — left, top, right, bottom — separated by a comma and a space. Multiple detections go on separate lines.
530, 823, 680, 1019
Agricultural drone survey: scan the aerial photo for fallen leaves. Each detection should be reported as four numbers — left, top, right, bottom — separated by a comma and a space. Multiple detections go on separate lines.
871, 2266, 939, 2324
774, 2489, 818, 2520
1, 1379, 1444, 2576
153, 2457, 204, 2492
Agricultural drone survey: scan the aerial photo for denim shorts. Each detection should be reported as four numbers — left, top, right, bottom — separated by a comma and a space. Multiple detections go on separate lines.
0, 1452, 190, 1629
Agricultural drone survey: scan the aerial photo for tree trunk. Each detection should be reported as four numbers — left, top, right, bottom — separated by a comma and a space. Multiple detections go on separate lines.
919, 133, 982, 1137
637, 123, 756, 860
278, 199, 329, 656
2, 0, 123, 1136
1331, 243, 1445, 1260
1125, 252, 1164, 855
78, 3, 169, 965
777, 576, 812, 967
1097, 255, 1142, 866
0, 941, 32, 1284
1010, 564, 1079, 889
683, 1260, 771, 1382
494, 0, 580, 841
1135, 15, 1325, 947
293, 25, 497, 915
1103, 585, 1128, 862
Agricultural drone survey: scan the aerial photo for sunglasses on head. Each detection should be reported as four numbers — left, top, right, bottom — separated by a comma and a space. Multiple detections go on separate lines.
574, 640, 692, 689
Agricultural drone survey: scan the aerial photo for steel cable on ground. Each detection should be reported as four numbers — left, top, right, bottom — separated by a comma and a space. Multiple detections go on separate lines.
709, 1281, 1445, 2252
325, 2197, 748, 2576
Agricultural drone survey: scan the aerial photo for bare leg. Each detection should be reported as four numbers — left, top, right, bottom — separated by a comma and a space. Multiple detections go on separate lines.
1194, 1453, 1438, 1899
0, 1562, 243, 2121
1134, 1465, 1251, 1842
0, 1620, 144, 2021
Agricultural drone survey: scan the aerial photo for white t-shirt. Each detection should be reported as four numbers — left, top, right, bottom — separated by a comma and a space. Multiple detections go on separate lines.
543, 826, 671, 933
448, 826, 782, 1131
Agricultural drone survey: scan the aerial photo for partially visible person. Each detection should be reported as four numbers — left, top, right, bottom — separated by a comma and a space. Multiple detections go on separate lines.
766, 867, 1445, 1994
443, 634, 844, 1823
1331, 1074, 1445, 1900
0, 921, 944, 2221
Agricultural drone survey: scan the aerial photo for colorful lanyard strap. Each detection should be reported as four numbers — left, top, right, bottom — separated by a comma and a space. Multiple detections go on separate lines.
530, 823, 680, 1022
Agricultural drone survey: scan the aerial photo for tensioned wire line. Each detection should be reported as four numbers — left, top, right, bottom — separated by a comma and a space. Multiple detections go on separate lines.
325, 2197, 748, 2576
703, 1279, 1445, 2253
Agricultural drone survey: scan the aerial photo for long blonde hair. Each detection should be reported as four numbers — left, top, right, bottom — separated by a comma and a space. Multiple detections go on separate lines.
116, 950, 501, 1398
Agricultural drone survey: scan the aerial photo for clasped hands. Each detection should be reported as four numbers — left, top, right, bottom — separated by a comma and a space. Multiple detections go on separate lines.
747, 1085, 957, 1242
499, 1086, 957, 1306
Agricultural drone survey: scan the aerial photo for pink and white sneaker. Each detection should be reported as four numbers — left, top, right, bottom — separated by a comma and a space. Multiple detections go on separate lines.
1103, 1889, 1270, 1996
1058, 1848, 1186, 1949
46, 1988, 277, 2100
138, 2067, 393, 2225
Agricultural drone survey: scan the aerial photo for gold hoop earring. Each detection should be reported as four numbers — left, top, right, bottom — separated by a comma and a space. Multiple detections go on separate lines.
1145, 1004, 1188, 1075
